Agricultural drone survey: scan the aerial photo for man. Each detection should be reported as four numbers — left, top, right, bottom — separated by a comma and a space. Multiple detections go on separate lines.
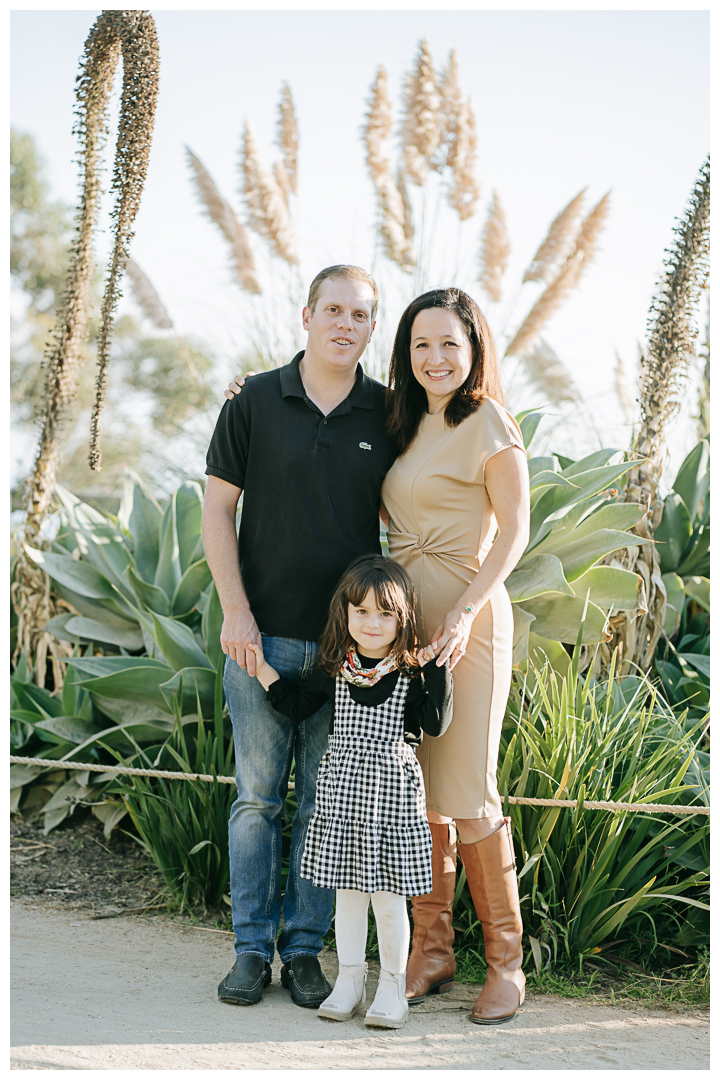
203, 265, 397, 1008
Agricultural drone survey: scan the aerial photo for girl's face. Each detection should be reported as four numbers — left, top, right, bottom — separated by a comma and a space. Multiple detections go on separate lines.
410, 307, 474, 414
348, 588, 399, 659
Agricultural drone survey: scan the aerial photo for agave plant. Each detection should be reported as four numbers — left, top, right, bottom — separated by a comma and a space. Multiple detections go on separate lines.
24, 473, 223, 720
654, 439, 709, 632
653, 439, 710, 720
508, 411, 647, 665
10, 648, 136, 834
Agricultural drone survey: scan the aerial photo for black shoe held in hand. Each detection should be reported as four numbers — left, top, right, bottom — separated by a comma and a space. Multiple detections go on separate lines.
218, 954, 272, 1006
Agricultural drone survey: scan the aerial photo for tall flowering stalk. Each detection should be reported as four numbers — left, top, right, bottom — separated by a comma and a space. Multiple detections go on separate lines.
601, 158, 710, 674
14, 9, 160, 683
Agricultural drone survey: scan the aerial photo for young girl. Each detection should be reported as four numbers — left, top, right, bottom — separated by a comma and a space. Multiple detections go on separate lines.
248, 554, 452, 1029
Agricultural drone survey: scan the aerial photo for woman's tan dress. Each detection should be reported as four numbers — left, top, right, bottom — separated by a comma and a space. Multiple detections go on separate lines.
381, 398, 525, 820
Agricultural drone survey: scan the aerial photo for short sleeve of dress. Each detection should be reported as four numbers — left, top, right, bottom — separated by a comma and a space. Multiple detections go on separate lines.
475, 398, 526, 485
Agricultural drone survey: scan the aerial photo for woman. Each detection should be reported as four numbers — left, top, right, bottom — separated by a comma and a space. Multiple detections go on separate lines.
222, 286, 530, 1025
381, 288, 529, 1025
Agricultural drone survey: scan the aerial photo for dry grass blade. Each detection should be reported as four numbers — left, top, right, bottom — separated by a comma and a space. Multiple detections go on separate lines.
478, 190, 510, 301
185, 147, 260, 294
523, 188, 586, 283
402, 37, 441, 184
276, 82, 298, 195
614, 349, 636, 424
507, 192, 610, 357
397, 168, 414, 243
123, 256, 173, 329
363, 65, 393, 185
241, 122, 299, 266
438, 49, 462, 169
447, 99, 480, 221
505, 250, 583, 357
573, 191, 611, 262
520, 338, 583, 404
273, 159, 291, 207
377, 172, 415, 272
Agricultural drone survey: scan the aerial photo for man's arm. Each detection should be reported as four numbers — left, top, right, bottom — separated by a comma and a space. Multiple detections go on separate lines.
202, 475, 261, 675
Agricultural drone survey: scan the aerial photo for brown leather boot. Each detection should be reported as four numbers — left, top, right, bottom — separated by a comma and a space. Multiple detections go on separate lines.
458, 818, 526, 1024
405, 821, 457, 1004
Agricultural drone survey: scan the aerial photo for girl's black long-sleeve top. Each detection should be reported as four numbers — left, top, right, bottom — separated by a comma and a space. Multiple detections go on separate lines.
266, 655, 453, 746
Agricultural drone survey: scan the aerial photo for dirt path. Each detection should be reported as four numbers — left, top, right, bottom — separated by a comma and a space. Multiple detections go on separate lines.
11, 899, 708, 1071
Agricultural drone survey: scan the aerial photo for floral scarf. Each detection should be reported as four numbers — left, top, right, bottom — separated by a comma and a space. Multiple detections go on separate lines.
339, 647, 398, 688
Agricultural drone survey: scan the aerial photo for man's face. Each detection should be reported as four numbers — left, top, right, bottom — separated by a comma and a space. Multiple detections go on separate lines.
302, 279, 376, 371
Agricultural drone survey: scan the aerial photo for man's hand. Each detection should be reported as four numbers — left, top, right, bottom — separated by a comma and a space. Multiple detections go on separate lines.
221, 609, 261, 674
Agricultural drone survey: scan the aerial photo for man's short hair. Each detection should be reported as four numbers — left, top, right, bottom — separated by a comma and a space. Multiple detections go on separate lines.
307, 265, 379, 320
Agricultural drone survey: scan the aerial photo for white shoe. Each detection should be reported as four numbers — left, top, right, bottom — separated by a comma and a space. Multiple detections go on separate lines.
364, 970, 409, 1029
317, 963, 367, 1021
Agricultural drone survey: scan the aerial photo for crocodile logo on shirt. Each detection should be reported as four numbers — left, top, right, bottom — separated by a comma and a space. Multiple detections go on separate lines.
359, 442, 372, 450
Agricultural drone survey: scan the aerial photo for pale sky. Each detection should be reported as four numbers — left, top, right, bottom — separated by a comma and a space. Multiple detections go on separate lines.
10, 4, 710, 482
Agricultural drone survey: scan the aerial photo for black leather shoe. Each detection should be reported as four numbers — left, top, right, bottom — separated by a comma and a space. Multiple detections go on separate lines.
218, 954, 272, 1005
280, 955, 332, 1008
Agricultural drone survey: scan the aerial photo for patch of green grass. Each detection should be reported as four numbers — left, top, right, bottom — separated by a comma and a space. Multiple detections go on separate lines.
453, 940, 709, 1011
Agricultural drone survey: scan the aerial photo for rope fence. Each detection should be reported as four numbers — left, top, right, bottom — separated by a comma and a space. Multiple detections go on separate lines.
10, 756, 710, 816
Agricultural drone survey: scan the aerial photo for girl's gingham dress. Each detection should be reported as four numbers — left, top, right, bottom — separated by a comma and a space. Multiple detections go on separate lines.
300, 673, 433, 896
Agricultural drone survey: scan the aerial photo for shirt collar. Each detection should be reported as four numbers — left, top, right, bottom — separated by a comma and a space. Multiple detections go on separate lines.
280, 351, 375, 412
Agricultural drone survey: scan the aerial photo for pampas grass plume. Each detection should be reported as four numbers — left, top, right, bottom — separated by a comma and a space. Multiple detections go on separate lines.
478, 191, 510, 301
523, 187, 586, 283
186, 147, 260, 294
241, 122, 299, 266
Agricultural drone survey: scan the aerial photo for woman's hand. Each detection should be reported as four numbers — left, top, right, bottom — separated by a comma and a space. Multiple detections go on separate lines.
246, 641, 280, 691
428, 606, 475, 670
223, 372, 256, 401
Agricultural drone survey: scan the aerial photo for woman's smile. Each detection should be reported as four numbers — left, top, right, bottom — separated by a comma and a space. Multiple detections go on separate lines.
410, 307, 473, 412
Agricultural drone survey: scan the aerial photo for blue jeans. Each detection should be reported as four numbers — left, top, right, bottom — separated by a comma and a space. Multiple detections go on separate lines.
223, 637, 334, 963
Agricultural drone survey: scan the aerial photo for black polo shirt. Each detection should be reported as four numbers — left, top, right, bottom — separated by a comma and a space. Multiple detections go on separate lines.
205, 352, 397, 641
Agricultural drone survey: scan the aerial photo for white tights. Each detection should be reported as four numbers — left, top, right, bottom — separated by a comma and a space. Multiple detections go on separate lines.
335, 888, 410, 974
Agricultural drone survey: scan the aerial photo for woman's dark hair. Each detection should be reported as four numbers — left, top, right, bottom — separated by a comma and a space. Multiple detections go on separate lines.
318, 554, 419, 676
386, 287, 505, 453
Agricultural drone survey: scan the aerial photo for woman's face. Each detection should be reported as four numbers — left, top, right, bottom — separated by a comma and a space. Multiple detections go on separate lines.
409, 307, 474, 413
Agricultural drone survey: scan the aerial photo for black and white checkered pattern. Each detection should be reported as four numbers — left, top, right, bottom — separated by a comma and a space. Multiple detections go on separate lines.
300, 674, 433, 896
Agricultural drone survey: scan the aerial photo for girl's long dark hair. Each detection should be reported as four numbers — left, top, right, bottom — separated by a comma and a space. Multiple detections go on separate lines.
386, 287, 505, 453
318, 554, 419, 676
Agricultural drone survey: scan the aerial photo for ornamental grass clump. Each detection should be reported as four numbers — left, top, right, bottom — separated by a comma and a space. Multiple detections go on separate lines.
450, 651, 709, 972
111, 669, 235, 913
